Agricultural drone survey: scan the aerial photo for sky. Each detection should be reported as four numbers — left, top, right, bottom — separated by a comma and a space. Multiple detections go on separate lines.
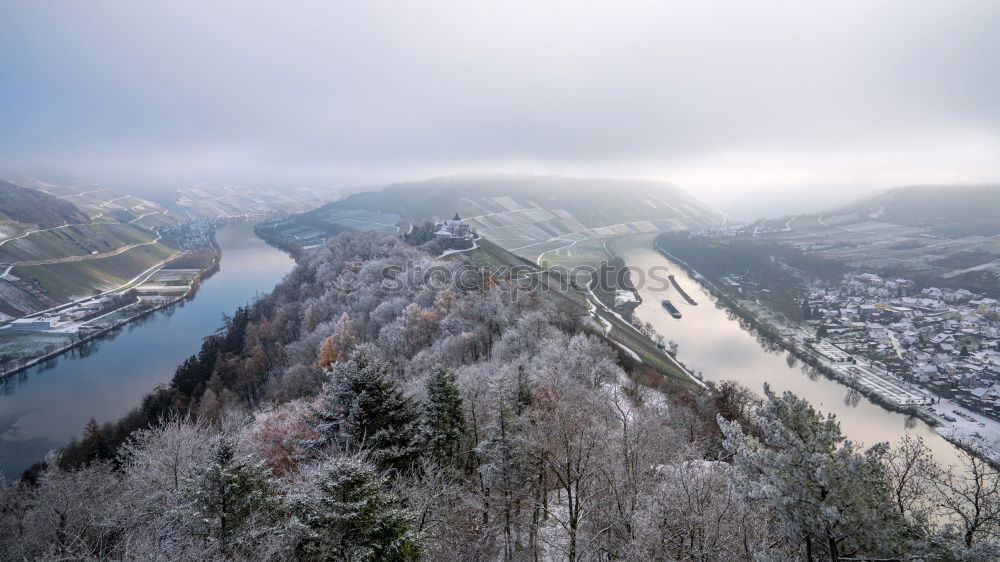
1, 0, 999, 212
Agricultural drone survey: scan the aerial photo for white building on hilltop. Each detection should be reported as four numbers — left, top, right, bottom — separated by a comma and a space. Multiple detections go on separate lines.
435, 213, 472, 239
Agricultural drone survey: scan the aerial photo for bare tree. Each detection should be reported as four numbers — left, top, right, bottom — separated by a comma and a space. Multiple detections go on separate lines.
930, 444, 1000, 549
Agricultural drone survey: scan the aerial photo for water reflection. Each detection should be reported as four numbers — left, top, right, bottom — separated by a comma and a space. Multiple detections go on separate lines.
0, 223, 294, 478
613, 234, 965, 469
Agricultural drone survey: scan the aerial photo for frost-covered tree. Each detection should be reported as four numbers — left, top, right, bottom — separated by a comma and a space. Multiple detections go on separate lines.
317, 312, 357, 369
4, 457, 122, 560
303, 350, 421, 473
285, 455, 419, 561
115, 416, 220, 552
184, 438, 281, 557
524, 374, 613, 561
422, 366, 466, 469
721, 385, 907, 561
477, 381, 534, 559
882, 435, 937, 532
930, 445, 1000, 549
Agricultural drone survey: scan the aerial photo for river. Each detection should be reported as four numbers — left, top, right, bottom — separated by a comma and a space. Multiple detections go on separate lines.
0, 223, 295, 478
613, 235, 966, 469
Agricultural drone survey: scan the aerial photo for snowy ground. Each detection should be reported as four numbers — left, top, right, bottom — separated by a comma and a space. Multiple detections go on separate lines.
929, 397, 1000, 464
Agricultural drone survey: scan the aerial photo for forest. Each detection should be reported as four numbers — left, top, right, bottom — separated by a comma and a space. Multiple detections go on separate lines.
1, 231, 998, 560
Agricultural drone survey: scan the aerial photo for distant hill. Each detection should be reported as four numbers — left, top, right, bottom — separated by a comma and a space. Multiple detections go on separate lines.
744, 184, 1000, 296
0, 179, 91, 228
301, 173, 723, 267
329, 173, 719, 226
844, 184, 1000, 235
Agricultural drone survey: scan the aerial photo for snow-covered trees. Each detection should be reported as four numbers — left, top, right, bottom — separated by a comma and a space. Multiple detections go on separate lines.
421, 366, 466, 469
316, 312, 357, 369
183, 438, 282, 558
5, 231, 1000, 560
303, 350, 421, 473
722, 385, 911, 561
286, 455, 419, 561
931, 445, 1000, 549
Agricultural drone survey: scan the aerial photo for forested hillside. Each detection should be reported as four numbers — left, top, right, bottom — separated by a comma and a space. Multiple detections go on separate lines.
2, 232, 998, 560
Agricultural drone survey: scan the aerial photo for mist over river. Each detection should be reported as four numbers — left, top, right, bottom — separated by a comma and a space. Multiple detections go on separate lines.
0, 223, 295, 478
614, 234, 967, 469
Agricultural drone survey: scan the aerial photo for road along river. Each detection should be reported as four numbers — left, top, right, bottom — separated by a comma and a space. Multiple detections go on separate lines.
0, 223, 295, 478
613, 234, 967, 469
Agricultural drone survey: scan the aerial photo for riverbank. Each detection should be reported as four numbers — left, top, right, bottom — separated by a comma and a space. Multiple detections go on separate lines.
0, 233, 221, 380
0, 222, 296, 478
653, 240, 1000, 467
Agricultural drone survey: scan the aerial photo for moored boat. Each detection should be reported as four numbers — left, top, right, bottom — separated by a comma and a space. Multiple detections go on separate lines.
661, 299, 682, 319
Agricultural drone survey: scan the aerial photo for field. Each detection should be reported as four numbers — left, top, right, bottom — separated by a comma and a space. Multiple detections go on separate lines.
136, 269, 200, 294
0, 331, 76, 372
311, 208, 403, 233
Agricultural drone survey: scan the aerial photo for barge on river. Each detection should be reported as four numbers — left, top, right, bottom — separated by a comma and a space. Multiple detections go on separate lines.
661, 299, 682, 319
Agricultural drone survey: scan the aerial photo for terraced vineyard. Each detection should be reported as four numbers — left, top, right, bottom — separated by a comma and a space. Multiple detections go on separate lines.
0, 178, 185, 317
175, 181, 328, 218
310, 173, 725, 269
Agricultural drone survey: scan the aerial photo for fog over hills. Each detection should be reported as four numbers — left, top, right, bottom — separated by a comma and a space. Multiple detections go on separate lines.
0, 180, 91, 229
2, 3, 1000, 560
843, 184, 1000, 231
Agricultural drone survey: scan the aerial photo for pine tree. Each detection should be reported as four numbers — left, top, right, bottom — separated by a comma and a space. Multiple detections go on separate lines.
185, 438, 281, 557
287, 456, 419, 561
816, 325, 829, 339
304, 351, 421, 473
81, 418, 111, 462
720, 385, 908, 561
422, 366, 466, 468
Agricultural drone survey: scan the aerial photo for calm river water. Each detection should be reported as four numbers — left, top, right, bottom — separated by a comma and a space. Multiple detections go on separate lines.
614, 235, 965, 469
0, 223, 295, 477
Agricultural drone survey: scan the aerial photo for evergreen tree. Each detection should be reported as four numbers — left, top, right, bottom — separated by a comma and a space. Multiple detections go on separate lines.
422, 366, 466, 468
721, 386, 908, 561
960, 345, 970, 357
287, 456, 419, 561
304, 351, 421, 473
80, 418, 112, 462
185, 438, 280, 557
816, 325, 829, 339
801, 301, 813, 320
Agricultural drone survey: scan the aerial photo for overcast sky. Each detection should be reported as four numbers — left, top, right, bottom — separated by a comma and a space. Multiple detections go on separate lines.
1, 0, 999, 209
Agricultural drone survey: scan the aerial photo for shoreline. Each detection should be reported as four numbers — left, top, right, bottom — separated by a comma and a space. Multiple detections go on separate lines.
0, 231, 222, 380
651, 240, 1000, 468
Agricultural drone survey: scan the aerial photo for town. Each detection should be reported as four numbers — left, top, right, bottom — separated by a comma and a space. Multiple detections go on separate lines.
802, 273, 999, 414
719, 266, 1000, 462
